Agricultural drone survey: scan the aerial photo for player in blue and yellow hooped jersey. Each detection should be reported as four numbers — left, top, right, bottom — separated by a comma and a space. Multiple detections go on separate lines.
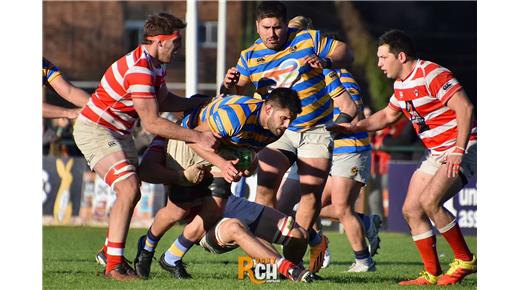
271, 16, 377, 273
130, 88, 302, 279
42, 57, 90, 119
221, 3, 353, 272
322, 68, 376, 272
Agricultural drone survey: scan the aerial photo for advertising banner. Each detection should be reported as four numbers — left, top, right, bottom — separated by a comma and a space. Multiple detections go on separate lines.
387, 161, 477, 235
42, 156, 87, 224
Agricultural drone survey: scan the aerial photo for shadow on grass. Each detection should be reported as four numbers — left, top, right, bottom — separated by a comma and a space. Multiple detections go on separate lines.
331, 260, 424, 267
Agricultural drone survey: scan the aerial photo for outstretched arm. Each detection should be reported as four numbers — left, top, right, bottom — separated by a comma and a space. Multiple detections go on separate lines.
134, 97, 218, 152
48, 75, 90, 108
42, 103, 81, 119
327, 105, 403, 134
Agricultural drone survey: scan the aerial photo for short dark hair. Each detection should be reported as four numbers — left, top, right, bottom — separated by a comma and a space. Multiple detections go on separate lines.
266, 88, 302, 116
256, 1, 287, 23
377, 29, 416, 58
142, 12, 186, 44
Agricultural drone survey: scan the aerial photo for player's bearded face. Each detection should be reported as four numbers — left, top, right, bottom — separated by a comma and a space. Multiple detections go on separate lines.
256, 17, 288, 50
267, 108, 293, 136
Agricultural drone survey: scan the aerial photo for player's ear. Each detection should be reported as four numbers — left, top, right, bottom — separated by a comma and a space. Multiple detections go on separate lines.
264, 103, 273, 117
398, 51, 407, 64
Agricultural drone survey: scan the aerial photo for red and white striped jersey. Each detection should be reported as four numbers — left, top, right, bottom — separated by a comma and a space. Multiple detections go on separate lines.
80, 46, 166, 135
387, 60, 477, 155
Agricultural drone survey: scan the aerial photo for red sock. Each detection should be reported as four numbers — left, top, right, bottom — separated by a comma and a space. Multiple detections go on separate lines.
277, 258, 294, 278
414, 234, 442, 276
440, 223, 473, 261
105, 241, 124, 273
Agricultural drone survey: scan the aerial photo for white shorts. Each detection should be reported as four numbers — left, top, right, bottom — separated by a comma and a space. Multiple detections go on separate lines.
417, 141, 477, 182
73, 117, 138, 169
330, 151, 371, 184
267, 125, 332, 159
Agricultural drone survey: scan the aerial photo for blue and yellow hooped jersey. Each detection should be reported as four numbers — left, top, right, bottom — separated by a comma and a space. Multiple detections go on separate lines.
181, 95, 277, 150
236, 28, 343, 132
42, 57, 62, 86
324, 68, 371, 154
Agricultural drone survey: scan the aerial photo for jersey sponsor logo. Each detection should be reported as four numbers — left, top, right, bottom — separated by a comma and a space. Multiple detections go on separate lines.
442, 81, 453, 91
214, 114, 225, 134
328, 71, 338, 78
405, 100, 430, 133
256, 57, 265, 64
351, 166, 359, 176
261, 58, 300, 92
108, 141, 117, 147
289, 45, 297, 53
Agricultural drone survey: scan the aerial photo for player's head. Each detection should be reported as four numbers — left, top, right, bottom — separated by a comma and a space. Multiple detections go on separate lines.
263, 88, 301, 136
376, 29, 416, 80
288, 16, 314, 31
256, 1, 289, 50
143, 12, 186, 64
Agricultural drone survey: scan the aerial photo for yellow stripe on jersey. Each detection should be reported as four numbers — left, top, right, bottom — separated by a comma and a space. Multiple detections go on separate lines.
236, 28, 339, 132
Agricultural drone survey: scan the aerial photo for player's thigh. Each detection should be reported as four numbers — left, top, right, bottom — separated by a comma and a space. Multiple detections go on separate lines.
297, 156, 330, 188
403, 170, 433, 215
253, 206, 290, 242
321, 175, 333, 206
330, 176, 364, 211
73, 119, 138, 173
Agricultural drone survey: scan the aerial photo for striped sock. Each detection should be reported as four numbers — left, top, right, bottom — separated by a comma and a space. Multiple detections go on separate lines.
354, 247, 371, 265
277, 258, 295, 278
144, 229, 161, 252
438, 220, 473, 261
164, 234, 194, 266
413, 230, 442, 276
308, 229, 322, 247
105, 241, 125, 273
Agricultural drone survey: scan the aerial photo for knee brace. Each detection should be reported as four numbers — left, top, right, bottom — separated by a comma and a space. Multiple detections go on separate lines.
272, 216, 296, 246
209, 177, 231, 198
104, 160, 136, 189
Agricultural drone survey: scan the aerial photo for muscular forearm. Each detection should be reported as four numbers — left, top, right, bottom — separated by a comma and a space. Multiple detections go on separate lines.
354, 108, 401, 133
454, 104, 473, 149
144, 117, 201, 143
42, 103, 79, 119
67, 87, 90, 107
188, 143, 226, 168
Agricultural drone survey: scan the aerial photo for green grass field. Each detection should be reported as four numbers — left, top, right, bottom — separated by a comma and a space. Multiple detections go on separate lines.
43, 226, 476, 289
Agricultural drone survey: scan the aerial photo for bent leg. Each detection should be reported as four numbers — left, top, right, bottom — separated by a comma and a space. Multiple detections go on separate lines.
256, 148, 291, 208
295, 157, 329, 230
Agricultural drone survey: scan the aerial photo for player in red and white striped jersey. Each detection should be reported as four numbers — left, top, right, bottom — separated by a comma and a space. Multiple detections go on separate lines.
327, 30, 476, 286
72, 12, 218, 281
